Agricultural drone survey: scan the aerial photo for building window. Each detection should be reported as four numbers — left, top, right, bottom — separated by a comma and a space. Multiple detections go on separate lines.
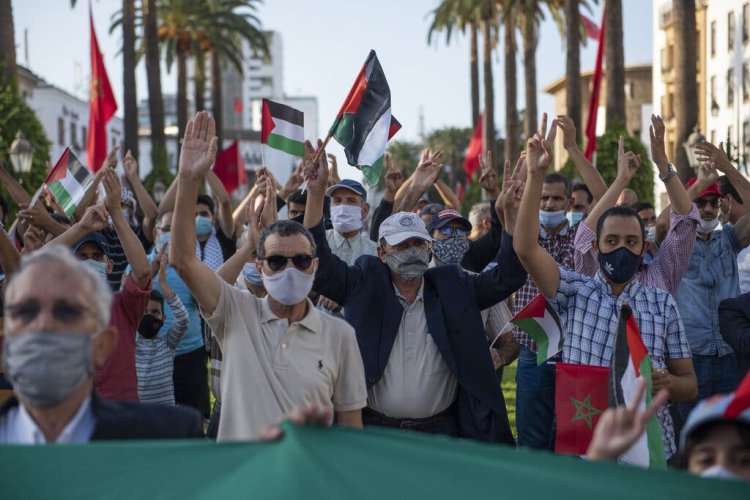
744, 3, 749, 43
58, 118, 65, 145
711, 130, 716, 145
82, 126, 87, 143
711, 20, 717, 56
745, 62, 750, 101
711, 75, 718, 112
744, 121, 750, 147
729, 68, 736, 107
70, 122, 77, 148
730, 12, 736, 51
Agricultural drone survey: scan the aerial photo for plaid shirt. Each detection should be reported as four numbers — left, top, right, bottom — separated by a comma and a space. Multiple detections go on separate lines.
551, 267, 692, 458
574, 205, 699, 294
513, 221, 578, 351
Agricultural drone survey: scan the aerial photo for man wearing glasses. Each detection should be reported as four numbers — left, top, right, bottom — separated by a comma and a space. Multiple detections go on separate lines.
673, 176, 750, 435
169, 112, 367, 441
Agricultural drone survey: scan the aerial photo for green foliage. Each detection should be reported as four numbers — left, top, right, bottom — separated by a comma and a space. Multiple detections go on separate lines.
143, 143, 174, 194
595, 125, 655, 205
460, 175, 484, 215
0, 84, 51, 218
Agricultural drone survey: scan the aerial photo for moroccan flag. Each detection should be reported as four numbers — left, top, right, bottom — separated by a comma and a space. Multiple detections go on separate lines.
45, 148, 94, 217
555, 362, 609, 455
510, 294, 563, 365
583, 10, 605, 162
581, 14, 601, 40
329, 50, 396, 186
609, 304, 666, 469
87, 9, 118, 173
261, 99, 304, 177
464, 114, 483, 181
213, 139, 247, 195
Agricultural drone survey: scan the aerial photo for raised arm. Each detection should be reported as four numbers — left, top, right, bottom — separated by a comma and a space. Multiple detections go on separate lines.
433, 179, 460, 209
75, 147, 117, 221
395, 150, 444, 212
157, 257, 189, 351
696, 140, 750, 207
650, 115, 692, 216
556, 115, 607, 202
123, 149, 158, 241
0, 161, 31, 206
217, 204, 261, 285
205, 169, 235, 237
48, 203, 109, 248
0, 227, 21, 277
156, 176, 178, 217
16, 201, 67, 238
169, 111, 222, 315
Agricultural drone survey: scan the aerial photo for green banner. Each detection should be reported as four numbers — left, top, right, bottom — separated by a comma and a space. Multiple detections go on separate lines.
1, 423, 747, 499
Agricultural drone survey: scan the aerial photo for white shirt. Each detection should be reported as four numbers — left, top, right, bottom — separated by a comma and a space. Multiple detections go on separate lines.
325, 229, 378, 266
0, 396, 95, 444
737, 246, 750, 293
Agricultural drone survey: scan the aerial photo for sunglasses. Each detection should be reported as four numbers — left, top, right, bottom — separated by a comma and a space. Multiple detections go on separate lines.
6, 300, 94, 324
696, 198, 720, 208
264, 254, 314, 272
438, 226, 469, 238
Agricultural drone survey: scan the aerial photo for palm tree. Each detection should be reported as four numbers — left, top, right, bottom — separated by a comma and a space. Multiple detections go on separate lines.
502, 10, 518, 163
0, 0, 17, 90
121, 0, 139, 162
565, 0, 582, 143
604, 0, 625, 127
427, 0, 481, 127
672, 0, 698, 180
143, 0, 167, 176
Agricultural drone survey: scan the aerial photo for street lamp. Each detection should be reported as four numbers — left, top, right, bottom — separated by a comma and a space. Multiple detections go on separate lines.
682, 126, 706, 170
9, 131, 34, 173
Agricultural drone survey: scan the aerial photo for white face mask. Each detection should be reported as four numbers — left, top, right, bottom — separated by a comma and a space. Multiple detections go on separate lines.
698, 217, 720, 234
262, 267, 315, 306
645, 226, 656, 242
700, 465, 744, 481
331, 204, 363, 234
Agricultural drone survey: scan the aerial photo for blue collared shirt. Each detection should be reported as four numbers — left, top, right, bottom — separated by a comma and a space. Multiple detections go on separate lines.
675, 224, 743, 356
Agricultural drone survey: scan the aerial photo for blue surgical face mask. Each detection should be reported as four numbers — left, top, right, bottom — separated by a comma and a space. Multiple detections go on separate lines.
566, 211, 585, 226
83, 259, 108, 280
157, 232, 170, 250
539, 209, 567, 228
195, 216, 213, 237
242, 262, 263, 286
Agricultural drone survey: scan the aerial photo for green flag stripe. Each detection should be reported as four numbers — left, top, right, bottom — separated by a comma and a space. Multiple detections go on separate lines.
512, 318, 550, 365
331, 113, 355, 148
639, 358, 667, 469
265, 133, 304, 157
48, 181, 75, 217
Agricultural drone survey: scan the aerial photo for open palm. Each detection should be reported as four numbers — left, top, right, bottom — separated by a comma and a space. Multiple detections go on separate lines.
179, 111, 218, 177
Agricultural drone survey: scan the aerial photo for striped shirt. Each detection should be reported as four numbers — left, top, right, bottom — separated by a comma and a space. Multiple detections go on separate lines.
135, 294, 189, 405
101, 226, 152, 291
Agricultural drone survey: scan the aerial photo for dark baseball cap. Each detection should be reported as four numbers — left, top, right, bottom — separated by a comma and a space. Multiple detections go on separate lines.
72, 232, 109, 256
427, 208, 472, 233
326, 179, 367, 200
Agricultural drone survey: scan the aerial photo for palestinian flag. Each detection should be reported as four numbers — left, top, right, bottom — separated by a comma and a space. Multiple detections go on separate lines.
330, 50, 401, 186
45, 148, 93, 217
609, 304, 666, 469
261, 99, 304, 175
510, 294, 564, 365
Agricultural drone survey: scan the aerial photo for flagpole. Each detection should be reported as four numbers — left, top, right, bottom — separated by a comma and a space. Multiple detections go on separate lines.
312, 133, 333, 163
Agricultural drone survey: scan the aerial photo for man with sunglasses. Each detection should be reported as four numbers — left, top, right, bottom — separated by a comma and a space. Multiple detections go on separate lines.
169, 112, 367, 440
673, 174, 750, 435
0, 245, 204, 443
302, 139, 526, 444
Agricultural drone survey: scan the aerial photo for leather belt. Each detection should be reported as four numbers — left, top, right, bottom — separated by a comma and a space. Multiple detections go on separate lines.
363, 404, 456, 432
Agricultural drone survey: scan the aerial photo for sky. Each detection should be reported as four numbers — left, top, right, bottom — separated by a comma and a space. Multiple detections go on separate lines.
12, 0, 653, 181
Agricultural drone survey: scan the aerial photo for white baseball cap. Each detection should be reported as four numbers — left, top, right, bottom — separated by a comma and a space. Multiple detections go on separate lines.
378, 212, 431, 246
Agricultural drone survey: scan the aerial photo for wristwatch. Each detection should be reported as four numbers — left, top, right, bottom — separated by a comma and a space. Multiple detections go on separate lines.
659, 163, 677, 182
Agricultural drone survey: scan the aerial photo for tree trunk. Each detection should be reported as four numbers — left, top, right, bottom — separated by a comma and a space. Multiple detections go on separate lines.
504, 15, 519, 163
194, 59, 205, 113
565, 0, 582, 144
144, 0, 166, 174
482, 19, 495, 162
211, 51, 223, 145
143, 0, 167, 174
673, 0, 698, 181
122, 0, 138, 165
604, 0, 626, 128
523, 10, 538, 140
0, 0, 17, 90
177, 49, 188, 158
470, 23, 480, 127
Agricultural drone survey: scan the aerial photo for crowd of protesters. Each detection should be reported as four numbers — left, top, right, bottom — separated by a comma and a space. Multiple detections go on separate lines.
0, 109, 748, 482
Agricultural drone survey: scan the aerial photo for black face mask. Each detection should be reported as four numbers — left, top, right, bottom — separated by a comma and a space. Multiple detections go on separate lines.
138, 314, 164, 339
597, 246, 643, 284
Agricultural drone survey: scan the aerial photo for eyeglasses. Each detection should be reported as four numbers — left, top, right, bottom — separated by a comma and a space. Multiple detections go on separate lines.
6, 299, 94, 324
696, 198, 720, 208
263, 254, 314, 272
438, 226, 469, 238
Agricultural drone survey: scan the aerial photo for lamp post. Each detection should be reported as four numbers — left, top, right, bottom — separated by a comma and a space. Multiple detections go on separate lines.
682, 126, 706, 171
9, 131, 34, 174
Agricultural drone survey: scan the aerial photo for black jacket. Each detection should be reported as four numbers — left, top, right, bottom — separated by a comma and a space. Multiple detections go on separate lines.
718, 293, 750, 379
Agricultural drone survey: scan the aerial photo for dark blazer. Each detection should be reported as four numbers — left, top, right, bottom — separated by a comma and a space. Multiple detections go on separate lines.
310, 221, 527, 444
718, 293, 750, 379
0, 394, 205, 440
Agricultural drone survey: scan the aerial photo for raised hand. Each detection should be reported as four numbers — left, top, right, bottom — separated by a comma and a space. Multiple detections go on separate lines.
22, 225, 46, 255
244, 200, 262, 255
556, 115, 578, 150
479, 150, 500, 199
101, 169, 123, 216
280, 162, 305, 199
695, 141, 733, 173
302, 140, 329, 193
616, 136, 641, 182
497, 159, 523, 233
649, 115, 670, 172
17, 201, 56, 231
261, 177, 278, 228
383, 154, 404, 195
411, 150, 444, 193
327, 153, 340, 187
537, 113, 557, 170
79, 203, 110, 232
100, 146, 120, 171
123, 149, 138, 179
151, 241, 168, 278
178, 110, 218, 178
586, 379, 670, 461
696, 161, 719, 185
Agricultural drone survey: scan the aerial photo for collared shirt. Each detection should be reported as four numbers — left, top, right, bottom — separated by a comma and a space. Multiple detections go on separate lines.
203, 280, 367, 441
551, 267, 692, 458
513, 221, 578, 352
675, 223, 744, 356
325, 229, 378, 266
0, 396, 95, 444
574, 205, 699, 295
368, 282, 458, 419
736, 245, 750, 293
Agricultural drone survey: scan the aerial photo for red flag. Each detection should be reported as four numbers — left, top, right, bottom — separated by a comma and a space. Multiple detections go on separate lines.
583, 11, 606, 162
233, 97, 243, 115
555, 362, 609, 455
213, 139, 247, 195
464, 114, 483, 180
581, 14, 601, 40
87, 9, 118, 173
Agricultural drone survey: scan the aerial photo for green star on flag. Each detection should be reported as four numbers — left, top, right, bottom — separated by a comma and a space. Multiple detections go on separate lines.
570, 394, 602, 429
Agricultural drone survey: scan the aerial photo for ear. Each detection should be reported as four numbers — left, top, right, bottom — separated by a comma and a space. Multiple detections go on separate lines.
310, 257, 319, 275
361, 203, 370, 220
567, 197, 574, 211
591, 239, 599, 256
377, 245, 387, 263
106, 259, 115, 274
92, 327, 118, 369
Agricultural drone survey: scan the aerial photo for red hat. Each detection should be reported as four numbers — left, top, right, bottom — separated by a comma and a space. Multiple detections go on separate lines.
685, 177, 721, 199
